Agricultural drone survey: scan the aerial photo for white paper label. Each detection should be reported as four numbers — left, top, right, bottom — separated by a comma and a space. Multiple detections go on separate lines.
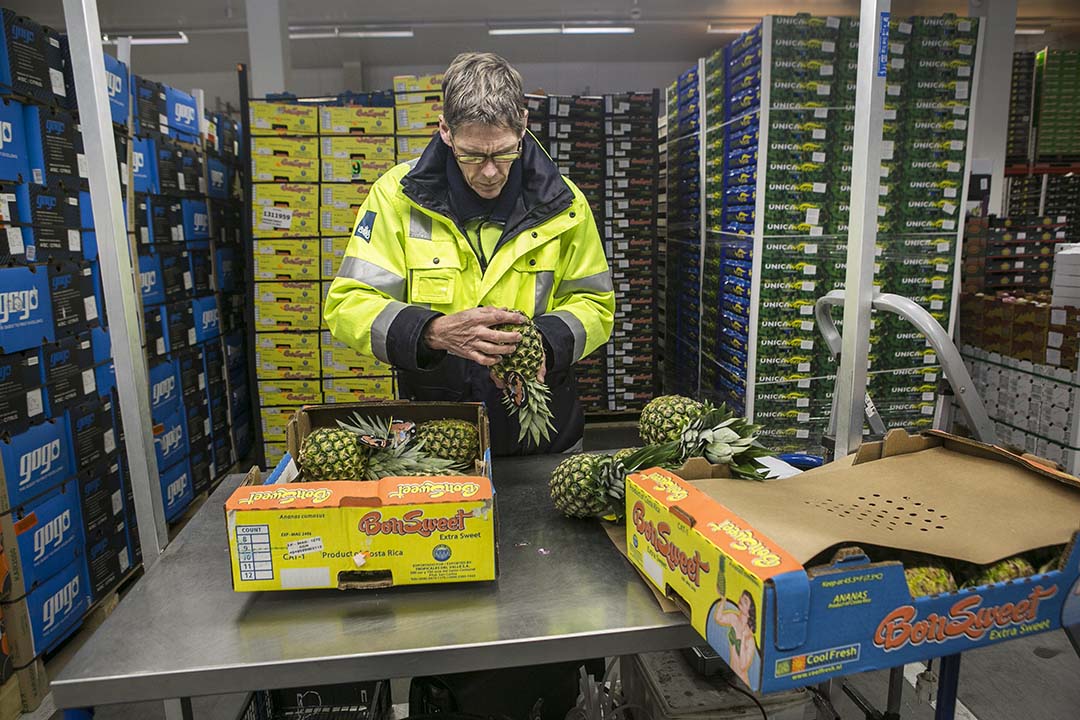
68, 229, 81, 251
959, 66, 971, 78
801, 264, 817, 277
112, 490, 124, 516
261, 206, 294, 230
812, 129, 827, 140
178, 173, 186, 191
942, 219, 956, 231
804, 244, 818, 254
205, 418, 211, 436
1015, 261, 1025, 270
82, 369, 96, 395
821, 41, 835, 53
104, 428, 116, 454
32, 169, 43, 184
812, 183, 827, 194
800, 339, 814, 350
797, 362, 811, 373
884, 108, 897, 121
800, 305, 813, 316
891, 58, 905, 70
944, 187, 958, 199
801, 281, 815, 292
26, 388, 43, 417
140, 227, 149, 244
797, 397, 811, 408
287, 537, 325, 557
935, 263, 950, 272
942, 202, 957, 215
959, 44, 972, 56
187, 328, 196, 345
801, 320, 814, 331
7, 226, 23, 254
931, 299, 944, 310
937, 242, 951, 252
812, 151, 826, 163
156, 337, 166, 355
119, 548, 131, 573
816, 83, 831, 96
882, 141, 895, 160
820, 64, 834, 77
899, 22, 913, 34
950, 140, 965, 152
947, 162, 961, 173
932, 279, 946, 289
805, 208, 821, 225
814, 108, 829, 118
809, 226, 823, 237
890, 42, 905, 54
887, 84, 901, 96
183, 271, 193, 291
78, 153, 89, 178
84, 296, 98, 321
826, 16, 840, 28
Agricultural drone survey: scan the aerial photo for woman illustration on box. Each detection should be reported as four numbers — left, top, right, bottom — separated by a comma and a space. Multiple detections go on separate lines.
707, 590, 760, 688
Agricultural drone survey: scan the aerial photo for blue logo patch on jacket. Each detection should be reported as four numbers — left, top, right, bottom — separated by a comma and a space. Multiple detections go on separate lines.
354, 210, 376, 242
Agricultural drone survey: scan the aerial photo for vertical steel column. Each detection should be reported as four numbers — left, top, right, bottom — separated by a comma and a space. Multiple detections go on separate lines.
833, 0, 892, 457
696, 57, 707, 398
934, 654, 962, 720
62, 0, 169, 559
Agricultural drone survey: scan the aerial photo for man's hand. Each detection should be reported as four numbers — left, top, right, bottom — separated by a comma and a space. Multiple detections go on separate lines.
423, 306, 524, 367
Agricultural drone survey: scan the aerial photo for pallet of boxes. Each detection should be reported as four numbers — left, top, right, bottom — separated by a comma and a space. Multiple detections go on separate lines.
394, 74, 443, 162
225, 402, 496, 591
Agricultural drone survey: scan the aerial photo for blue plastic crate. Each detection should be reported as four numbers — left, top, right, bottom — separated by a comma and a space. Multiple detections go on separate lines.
8, 479, 84, 599
165, 86, 198, 135
159, 455, 193, 523
0, 414, 73, 510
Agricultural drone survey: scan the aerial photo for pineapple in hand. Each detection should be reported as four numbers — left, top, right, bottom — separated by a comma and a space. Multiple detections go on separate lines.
491, 312, 554, 447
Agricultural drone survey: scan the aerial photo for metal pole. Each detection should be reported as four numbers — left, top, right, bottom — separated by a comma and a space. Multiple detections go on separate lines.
164, 697, 194, 720
934, 654, 962, 720
833, 0, 891, 457
62, 0, 169, 560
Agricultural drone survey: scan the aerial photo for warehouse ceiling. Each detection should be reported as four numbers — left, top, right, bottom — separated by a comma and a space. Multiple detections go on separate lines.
7, 0, 1080, 75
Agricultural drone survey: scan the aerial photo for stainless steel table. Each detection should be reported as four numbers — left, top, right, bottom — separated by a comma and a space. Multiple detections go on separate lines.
51, 456, 700, 716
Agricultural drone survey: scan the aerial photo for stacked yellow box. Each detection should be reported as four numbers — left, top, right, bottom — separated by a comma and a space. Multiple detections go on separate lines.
393, 74, 444, 161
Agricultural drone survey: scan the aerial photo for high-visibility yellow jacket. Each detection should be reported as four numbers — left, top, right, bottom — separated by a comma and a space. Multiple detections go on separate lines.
324, 133, 615, 455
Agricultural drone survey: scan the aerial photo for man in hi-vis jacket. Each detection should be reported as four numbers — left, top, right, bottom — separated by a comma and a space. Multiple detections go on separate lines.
324, 52, 614, 455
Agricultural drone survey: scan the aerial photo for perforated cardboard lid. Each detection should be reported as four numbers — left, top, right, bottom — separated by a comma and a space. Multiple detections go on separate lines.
686, 430, 1080, 565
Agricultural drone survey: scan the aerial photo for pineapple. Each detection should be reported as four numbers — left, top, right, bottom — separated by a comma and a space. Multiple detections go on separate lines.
613, 447, 640, 465
492, 314, 554, 447
550, 445, 682, 519
299, 428, 363, 481
337, 413, 464, 480
961, 556, 1036, 588
903, 561, 958, 597
639, 395, 706, 444
676, 405, 771, 479
418, 419, 479, 466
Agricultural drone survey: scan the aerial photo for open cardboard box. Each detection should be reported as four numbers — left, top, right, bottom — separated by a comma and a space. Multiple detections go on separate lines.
225, 402, 497, 592
623, 429, 1080, 693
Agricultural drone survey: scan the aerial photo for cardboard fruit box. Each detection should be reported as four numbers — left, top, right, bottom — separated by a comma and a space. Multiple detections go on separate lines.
225, 402, 497, 592
624, 429, 1080, 693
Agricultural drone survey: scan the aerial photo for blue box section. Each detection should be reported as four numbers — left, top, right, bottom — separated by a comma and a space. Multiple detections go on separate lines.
95, 360, 115, 399
0, 11, 49, 103
215, 248, 236, 293
191, 295, 220, 344
102, 53, 128, 125
10, 479, 83, 596
206, 156, 228, 199
0, 414, 72, 509
132, 136, 158, 195
153, 407, 187, 473
23, 104, 81, 185
138, 252, 164, 306
23, 554, 92, 657
159, 457, 193, 523
148, 358, 181, 419
0, 264, 54, 352
0, 96, 29, 183
165, 86, 198, 135
181, 199, 209, 241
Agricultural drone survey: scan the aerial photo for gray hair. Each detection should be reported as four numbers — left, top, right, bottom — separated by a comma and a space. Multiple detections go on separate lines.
442, 52, 526, 134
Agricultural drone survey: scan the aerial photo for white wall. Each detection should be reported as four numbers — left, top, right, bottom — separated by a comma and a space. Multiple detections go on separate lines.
147, 61, 689, 111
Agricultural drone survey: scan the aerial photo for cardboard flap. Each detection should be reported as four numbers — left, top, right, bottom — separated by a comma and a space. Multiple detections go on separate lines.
927, 430, 1080, 491
225, 481, 380, 510
770, 570, 811, 650
379, 476, 493, 506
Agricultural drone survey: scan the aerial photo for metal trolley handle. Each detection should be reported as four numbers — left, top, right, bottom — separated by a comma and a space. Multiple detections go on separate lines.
814, 290, 997, 445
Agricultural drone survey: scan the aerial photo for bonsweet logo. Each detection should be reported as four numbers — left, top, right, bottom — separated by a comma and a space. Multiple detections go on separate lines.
631, 501, 710, 586
33, 509, 72, 562
358, 508, 470, 537
42, 574, 80, 632
0, 287, 39, 323
19, 439, 61, 488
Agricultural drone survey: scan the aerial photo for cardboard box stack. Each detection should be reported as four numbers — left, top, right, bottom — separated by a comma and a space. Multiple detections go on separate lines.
1008, 51, 1036, 163
961, 215, 1069, 294
1035, 49, 1080, 160
674, 14, 980, 452
393, 73, 441, 162
1007, 174, 1042, 216
525, 93, 549, 150
959, 292, 1080, 472
664, 66, 702, 399
655, 85, 671, 386
250, 96, 399, 467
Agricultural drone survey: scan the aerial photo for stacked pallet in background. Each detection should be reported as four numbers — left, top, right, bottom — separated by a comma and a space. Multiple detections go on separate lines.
664, 66, 702, 398
394, 73, 442, 162
655, 85, 672, 386
133, 73, 249, 517
960, 215, 1069, 294
525, 93, 550, 150
249, 97, 398, 467
1008, 51, 1036, 163
666, 14, 981, 453
1035, 50, 1080, 161
958, 293, 1080, 473
603, 92, 659, 412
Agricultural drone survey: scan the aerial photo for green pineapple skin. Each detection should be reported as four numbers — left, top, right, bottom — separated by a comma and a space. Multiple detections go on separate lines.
904, 564, 958, 598
492, 318, 554, 446
963, 556, 1036, 587
639, 395, 706, 445
299, 428, 363, 481
418, 419, 480, 465
550, 453, 608, 518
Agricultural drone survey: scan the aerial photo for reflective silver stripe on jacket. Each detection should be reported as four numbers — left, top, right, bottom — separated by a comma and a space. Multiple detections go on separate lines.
555, 270, 613, 297
549, 310, 587, 361
534, 271, 554, 316
337, 256, 406, 301
370, 301, 408, 363
409, 207, 433, 240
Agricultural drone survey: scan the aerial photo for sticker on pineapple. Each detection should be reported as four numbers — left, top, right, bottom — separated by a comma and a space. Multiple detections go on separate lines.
354, 210, 377, 242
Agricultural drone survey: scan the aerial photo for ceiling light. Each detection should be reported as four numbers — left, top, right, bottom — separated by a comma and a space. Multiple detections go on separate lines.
561, 25, 635, 35
707, 24, 752, 34
338, 29, 413, 38
488, 27, 562, 36
1014, 28, 1046, 35
288, 31, 337, 39
102, 31, 189, 45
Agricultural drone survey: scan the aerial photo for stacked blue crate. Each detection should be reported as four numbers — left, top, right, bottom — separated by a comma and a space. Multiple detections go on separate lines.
0, 9, 134, 672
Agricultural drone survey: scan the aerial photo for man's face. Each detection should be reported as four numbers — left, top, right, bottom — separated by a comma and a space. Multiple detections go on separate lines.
440, 118, 525, 200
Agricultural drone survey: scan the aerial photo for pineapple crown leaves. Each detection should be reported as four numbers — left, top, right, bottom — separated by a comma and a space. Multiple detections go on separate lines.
335, 412, 468, 480
675, 405, 771, 480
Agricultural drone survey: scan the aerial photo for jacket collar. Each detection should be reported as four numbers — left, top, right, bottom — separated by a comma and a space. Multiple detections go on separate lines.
401, 131, 575, 244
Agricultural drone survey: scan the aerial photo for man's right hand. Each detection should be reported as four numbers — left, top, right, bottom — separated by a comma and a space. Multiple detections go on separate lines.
422, 307, 524, 366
